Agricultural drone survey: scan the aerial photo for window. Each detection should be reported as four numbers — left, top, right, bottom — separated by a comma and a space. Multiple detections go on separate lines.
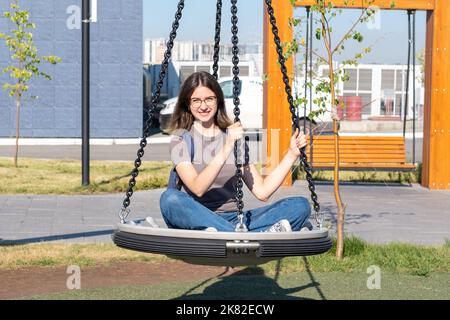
359, 93, 373, 116
358, 69, 372, 91
395, 93, 404, 116
239, 66, 250, 76
219, 66, 231, 77
395, 70, 405, 90
343, 69, 357, 91
381, 70, 395, 90
196, 66, 210, 73
180, 66, 195, 83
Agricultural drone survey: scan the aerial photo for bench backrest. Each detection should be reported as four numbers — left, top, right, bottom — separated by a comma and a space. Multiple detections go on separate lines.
305, 136, 408, 165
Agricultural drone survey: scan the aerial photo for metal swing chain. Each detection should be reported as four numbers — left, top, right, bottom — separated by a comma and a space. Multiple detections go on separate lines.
231, 0, 247, 232
302, 7, 311, 133
119, 0, 185, 223
264, 0, 323, 228
212, 0, 223, 80
403, 10, 413, 139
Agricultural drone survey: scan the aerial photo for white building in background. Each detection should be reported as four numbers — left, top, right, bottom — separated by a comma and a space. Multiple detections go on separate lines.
171, 60, 257, 83
144, 39, 424, 121
173, 41, 195, 61
143, 39, 263, 77
144, 38, 167, 65
319, 64, 424, 120
293, 63, 424, 121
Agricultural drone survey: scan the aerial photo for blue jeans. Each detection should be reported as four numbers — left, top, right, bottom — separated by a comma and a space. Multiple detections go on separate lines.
160, 189, 311, 232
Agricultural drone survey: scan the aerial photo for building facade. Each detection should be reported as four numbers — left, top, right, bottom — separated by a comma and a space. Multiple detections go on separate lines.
143, 38, 263, 75
0, 0, 143, 138
296, 63, 424, 121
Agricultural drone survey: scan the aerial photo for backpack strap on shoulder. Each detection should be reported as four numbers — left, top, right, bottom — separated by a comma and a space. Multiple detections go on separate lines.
167, 131, 195, 190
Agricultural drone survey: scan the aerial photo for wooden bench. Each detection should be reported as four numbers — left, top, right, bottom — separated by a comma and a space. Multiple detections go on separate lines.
305, 136, 416, 171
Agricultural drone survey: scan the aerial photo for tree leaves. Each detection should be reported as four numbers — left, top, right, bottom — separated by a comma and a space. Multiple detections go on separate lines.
0, 1, 61, 98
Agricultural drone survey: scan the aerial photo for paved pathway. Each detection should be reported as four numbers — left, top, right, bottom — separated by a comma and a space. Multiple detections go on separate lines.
0, 137, 423, 162
1, 181, 448, 246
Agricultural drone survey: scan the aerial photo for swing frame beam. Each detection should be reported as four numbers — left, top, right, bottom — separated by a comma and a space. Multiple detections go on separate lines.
263, 0, 450, 189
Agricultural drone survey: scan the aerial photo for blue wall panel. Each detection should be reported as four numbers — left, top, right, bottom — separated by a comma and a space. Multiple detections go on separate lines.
0, 0, 143, 138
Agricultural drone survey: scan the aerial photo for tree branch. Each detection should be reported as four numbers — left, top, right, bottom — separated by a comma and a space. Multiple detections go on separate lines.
332, 8, 368, 55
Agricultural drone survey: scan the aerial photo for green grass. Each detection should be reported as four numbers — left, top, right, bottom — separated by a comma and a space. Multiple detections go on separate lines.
1, 157, 423, 195
0, 243, 170, 270
2, 238, 448, 276
25, 272, 450, 300
294, 166, 421, 184
0, 157, 172, 194
259, 237, 450, 277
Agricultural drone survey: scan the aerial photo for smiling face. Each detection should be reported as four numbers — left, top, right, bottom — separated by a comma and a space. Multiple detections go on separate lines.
167, 71, 232, 133
189, 86, 218, 126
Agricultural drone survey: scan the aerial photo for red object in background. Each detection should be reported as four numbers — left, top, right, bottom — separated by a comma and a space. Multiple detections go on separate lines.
345, 96, 362, 121
337, 96, 346, 120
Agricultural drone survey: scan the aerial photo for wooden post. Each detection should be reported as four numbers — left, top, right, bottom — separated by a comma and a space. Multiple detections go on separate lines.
263, 0, 294, 186
422, 0, 450, 189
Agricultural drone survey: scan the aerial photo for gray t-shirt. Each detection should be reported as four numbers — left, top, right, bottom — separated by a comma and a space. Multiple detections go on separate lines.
170, 126, 246, 213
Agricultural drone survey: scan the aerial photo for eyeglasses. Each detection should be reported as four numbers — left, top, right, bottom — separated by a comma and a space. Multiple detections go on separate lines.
190, 96, 217, 109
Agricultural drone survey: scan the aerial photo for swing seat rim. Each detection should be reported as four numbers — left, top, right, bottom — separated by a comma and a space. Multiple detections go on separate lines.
116, 221, 331, 241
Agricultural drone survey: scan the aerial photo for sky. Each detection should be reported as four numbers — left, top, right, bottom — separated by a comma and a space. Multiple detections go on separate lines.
143, 0, 427, 65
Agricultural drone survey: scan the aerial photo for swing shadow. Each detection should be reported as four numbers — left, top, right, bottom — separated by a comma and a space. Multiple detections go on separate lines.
0, 229, 115, 246
89, 166, 169, 188
174, 259, 326, 300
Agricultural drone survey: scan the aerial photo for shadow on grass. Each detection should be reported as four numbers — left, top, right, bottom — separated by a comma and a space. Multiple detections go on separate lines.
174, 259, 326, 300
89, 165, 170, 188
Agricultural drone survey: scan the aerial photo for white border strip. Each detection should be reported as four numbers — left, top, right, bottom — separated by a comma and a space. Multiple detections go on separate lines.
0, 137, 171, 146
340, 132, 423, 138
0, 133, 422, 146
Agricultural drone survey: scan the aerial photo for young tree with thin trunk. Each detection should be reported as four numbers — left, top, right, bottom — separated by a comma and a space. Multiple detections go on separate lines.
286, 0, 377, 259
0, 0, 61, 167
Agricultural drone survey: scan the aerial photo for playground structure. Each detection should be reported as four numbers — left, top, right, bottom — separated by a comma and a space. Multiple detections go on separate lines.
263, 0, 450, 189
113, 0, 332, 266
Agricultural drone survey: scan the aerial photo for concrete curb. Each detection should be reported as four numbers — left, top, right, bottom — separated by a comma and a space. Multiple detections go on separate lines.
0, 132, 423, 146
0, 137, 172, 146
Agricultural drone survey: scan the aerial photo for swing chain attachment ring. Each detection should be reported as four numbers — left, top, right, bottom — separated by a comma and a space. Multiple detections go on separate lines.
314, 210, 325, 230
119, 207, 131, 224
235, 214, 248, 232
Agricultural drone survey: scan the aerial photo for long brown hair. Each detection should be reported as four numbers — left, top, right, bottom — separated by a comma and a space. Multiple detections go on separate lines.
167, 71, 232, 133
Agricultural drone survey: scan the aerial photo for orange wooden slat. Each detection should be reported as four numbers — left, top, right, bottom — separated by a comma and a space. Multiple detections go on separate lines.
312, 163, 416, 169
309, 146, 406, 151
308, 135, 405, 140
308, 154, 406, 159
294, 0, 435, 10
309, 157, 407, 162
307, 136, 406, 142
307, 135, 405, 140
308, 144, 406, 148
308, 150, 406, 154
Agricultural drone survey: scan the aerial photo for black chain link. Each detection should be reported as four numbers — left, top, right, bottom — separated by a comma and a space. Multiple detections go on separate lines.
230, 0, 245, 228
212, 0, 222, 80
264, 0, 321, 216
120, 0, 185, 216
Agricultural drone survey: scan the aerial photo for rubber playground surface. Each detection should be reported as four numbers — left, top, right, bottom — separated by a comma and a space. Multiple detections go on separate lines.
2, 261, 448, 300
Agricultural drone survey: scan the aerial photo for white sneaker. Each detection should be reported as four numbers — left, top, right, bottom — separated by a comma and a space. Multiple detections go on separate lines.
266, 219, 292, 232
205, 227, 218, 232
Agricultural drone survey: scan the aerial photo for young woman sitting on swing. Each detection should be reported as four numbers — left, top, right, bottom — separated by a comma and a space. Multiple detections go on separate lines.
160, 71, 311, 233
